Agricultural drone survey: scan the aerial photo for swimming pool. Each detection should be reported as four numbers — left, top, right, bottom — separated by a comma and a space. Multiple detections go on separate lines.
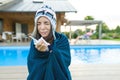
0, 46, 29, 66
0, 45, 120, 66
71, 45, 120, 64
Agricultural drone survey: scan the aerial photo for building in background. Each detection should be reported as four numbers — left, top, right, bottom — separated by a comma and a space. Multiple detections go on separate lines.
0, 0, 76, 36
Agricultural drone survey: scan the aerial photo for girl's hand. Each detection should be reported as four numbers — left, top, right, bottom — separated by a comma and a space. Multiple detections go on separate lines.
35, 40, 49, 52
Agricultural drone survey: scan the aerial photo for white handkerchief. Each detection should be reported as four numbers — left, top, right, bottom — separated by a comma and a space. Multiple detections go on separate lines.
29, 36, 50, 46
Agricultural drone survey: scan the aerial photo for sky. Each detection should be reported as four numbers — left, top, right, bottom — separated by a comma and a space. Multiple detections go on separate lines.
65, 0, 120, 30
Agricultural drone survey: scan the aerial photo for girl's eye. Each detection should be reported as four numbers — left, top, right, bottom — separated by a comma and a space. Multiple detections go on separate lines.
37, 21, 50, 25
45, 22, 50, 25
37, 22, 41, 25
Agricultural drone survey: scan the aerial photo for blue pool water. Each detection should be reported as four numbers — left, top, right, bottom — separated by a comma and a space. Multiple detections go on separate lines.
71, 45, 120, 64
0, 46, 29, 66
0, 45, 120, 66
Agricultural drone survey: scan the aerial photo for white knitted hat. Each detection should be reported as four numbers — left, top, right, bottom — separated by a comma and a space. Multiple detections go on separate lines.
32, 5, 56, 39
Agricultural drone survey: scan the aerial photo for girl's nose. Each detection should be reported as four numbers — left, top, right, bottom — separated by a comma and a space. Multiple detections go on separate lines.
40, 23, 45, 29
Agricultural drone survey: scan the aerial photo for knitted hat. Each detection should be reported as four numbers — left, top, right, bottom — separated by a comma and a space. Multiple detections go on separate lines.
32, 5, 56, 39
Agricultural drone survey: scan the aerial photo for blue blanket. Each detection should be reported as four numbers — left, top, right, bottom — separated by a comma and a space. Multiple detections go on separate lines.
27, 32, 71, 80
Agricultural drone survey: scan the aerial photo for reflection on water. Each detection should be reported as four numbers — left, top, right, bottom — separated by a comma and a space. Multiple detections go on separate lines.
71, 46, 120, 64
0, 45, 120, 66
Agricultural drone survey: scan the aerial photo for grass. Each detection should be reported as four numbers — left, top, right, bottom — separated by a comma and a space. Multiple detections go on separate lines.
103, 39, 120, 41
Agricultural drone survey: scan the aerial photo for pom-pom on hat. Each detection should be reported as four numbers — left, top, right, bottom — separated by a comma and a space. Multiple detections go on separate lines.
32, 5, 56, 39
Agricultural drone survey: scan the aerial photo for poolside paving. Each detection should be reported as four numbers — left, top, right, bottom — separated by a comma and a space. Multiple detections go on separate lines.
0, 41, 30, 46
0, 66, 27, 80
70, 63, 120, 80
70, 39, 120, 45
1, 40, 120, 46
0, 63, 120, 80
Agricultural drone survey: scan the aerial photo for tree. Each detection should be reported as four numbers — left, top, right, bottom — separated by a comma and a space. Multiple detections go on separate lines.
96, 22, 109, 33
84, 16, 94, 20
94, 22, 110, 39
72, 29, 84, 38
115, 25, 120, 33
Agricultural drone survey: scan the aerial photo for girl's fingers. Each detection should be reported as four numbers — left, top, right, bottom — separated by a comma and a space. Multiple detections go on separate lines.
35, 41, 48, 51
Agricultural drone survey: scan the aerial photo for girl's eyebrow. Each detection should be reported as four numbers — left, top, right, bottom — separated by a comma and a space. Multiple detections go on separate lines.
37, 22, 41, 24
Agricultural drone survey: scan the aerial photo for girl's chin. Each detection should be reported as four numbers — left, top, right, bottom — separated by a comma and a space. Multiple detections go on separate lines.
41, 35, 47, 38
40, 33, 49, 38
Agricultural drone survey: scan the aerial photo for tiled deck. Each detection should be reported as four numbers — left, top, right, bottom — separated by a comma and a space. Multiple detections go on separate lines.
0, 66, 28, 80
0, 41, 30, 46
70, 63, 120, 80
1, 64, 120, 80
70, 39, 120, 45
1, 39, 120, 46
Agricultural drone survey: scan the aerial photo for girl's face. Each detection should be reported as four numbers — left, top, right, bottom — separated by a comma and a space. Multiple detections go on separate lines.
37, 16, 51, 38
